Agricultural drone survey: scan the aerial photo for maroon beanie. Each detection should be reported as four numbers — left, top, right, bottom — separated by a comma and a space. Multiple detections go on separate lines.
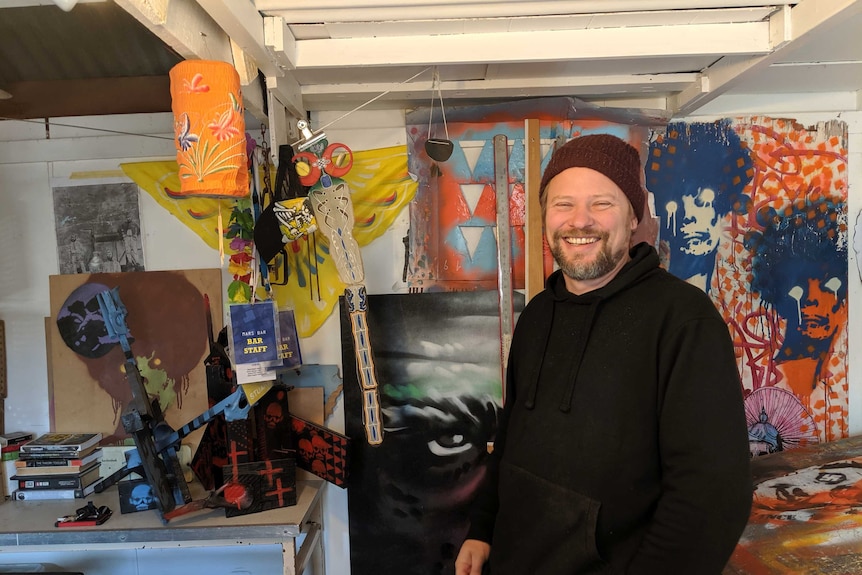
539, 134, 646, 222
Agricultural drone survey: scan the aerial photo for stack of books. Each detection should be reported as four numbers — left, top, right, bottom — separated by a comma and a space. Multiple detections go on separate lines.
12, 432, 103, 500
1, 431, 34, 498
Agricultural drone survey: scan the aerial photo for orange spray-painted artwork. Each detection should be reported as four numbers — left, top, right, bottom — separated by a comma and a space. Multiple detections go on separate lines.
648, 117, 849, 451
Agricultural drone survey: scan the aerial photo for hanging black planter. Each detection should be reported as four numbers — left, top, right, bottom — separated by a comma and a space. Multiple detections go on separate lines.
425, 138, 454, 162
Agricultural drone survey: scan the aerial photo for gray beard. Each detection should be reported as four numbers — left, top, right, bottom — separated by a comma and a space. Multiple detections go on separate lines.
550, 231, 626, 281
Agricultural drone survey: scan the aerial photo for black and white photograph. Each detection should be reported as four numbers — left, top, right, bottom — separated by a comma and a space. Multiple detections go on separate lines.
52, 182, 145, 274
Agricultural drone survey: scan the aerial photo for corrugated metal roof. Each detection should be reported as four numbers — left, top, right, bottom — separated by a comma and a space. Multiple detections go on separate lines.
0, 2, 181, 86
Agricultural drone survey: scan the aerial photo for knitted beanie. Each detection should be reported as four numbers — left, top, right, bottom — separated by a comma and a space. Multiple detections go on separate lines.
539, 134, 646, 222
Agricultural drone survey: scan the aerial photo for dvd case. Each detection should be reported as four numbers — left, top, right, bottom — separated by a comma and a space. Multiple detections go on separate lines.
14, 488, 84, 500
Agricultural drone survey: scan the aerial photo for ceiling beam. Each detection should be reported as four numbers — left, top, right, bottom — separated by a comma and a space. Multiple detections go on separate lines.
195, 0, 279, 76
193, 0, 304, 120
256, 0, 796, 22
294, 22, 770, 68
0, 76, 171, 119
266, 75, 302, 122
300, 73, 699, 108
263, 16, 297, 71
672, 0, 862, 115
115, 0, 230, 63
0, 0, 107, 7
113, 0, 268, 122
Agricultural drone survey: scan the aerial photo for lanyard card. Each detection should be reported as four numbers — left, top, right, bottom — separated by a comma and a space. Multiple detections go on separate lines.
228, 300, 281, 385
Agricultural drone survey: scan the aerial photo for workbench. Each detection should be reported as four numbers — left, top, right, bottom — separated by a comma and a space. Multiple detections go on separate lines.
0, 480, 325, 575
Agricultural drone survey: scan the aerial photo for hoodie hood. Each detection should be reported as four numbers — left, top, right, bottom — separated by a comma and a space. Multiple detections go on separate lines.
548, 241, 661, 302
525, 242, 661, 412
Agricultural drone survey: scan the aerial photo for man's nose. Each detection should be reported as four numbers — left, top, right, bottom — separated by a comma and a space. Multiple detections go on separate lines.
566, 204, 594, 227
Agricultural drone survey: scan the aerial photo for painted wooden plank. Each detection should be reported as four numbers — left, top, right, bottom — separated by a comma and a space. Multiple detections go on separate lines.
524, 119, 544, 302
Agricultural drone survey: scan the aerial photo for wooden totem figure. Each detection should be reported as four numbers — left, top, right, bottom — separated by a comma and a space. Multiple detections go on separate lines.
293, 122, 383, 445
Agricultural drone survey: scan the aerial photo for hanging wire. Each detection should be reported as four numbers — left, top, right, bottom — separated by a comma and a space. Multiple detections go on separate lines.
291, 66, 434, 147
0, 116, 174, 140
426, 66, 450, 141
3, 66, 435, 145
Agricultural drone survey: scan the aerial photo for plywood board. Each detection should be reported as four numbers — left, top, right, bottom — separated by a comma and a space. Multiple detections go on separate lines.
47, 269, 222, 451
287, 386, 324, 425
727, 436, 862, 575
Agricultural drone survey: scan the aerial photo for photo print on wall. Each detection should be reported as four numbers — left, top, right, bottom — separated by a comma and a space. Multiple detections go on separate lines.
53, 182, 145, 274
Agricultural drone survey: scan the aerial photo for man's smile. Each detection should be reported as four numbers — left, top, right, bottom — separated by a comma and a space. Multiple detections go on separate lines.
563, 236, 600, 246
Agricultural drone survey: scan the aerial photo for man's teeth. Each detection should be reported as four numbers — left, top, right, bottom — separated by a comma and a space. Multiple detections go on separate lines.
564, 237, 597, 245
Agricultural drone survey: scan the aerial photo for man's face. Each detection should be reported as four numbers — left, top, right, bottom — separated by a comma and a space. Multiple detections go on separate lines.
679, 187, 721, 256
544, 167, 636, 293
795, 276, 844, 340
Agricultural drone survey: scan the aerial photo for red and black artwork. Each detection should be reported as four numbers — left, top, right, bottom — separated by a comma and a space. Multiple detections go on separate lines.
256, 386, 295, 461
193, 378, 296, 483
290, 414, 349, 487
221, 457, 297, 517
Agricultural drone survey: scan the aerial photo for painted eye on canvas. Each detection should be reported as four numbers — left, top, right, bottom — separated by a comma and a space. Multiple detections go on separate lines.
427, 433, 472, 457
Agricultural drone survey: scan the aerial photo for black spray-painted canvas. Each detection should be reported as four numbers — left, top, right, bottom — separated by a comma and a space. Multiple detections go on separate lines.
341, 290, 523, 575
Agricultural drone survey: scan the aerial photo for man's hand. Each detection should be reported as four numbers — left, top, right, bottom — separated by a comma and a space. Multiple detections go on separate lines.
455, 539, 491, 575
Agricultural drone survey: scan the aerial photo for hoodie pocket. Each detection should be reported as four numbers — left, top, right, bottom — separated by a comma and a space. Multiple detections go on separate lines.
489, 460, 608, 575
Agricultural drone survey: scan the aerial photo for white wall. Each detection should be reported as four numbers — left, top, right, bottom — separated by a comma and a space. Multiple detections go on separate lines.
0, 94, 859, 574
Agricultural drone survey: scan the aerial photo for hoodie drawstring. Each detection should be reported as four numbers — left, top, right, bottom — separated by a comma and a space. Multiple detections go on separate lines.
558, 299, 600, 413
524, 303, 554, 410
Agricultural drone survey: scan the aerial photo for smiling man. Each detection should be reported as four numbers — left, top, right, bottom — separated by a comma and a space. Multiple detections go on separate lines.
456, 134, 752, 575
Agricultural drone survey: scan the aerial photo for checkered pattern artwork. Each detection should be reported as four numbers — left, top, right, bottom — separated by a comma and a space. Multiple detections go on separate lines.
290, 414, 349, 487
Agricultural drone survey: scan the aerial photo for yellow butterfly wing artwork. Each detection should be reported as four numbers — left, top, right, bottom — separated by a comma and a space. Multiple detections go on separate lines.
121, 144, 417, 337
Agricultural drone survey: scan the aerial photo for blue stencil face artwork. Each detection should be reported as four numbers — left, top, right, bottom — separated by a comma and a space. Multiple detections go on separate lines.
646, 120, 753, 291
57, 282, 114, 359
744, 198, 848, 366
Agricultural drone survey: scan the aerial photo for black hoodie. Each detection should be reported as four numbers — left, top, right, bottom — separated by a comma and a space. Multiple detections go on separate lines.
466, 242, 752, 574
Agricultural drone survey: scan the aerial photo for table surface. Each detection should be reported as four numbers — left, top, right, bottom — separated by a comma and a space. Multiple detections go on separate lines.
0, 480, 324, 548
724, 435, 862, 575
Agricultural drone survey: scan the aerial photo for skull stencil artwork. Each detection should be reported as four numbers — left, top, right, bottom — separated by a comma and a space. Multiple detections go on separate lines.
130, 483, 155, 511
254, 385, 294, 460
118, 479, 160, 514
265, 402, 284, 429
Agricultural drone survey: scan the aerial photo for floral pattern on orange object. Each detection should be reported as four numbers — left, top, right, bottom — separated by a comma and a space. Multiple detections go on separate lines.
169, 60, 249, 198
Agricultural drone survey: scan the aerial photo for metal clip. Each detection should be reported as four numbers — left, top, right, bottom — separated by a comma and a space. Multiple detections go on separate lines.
296, 119, 327, 151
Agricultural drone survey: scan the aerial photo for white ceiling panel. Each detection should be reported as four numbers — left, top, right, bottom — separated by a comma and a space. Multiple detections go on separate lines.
1, 0, 859, 119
